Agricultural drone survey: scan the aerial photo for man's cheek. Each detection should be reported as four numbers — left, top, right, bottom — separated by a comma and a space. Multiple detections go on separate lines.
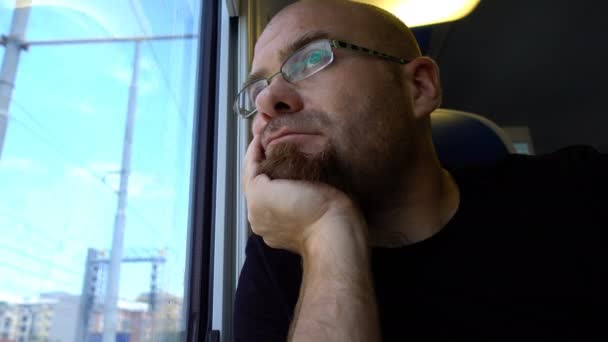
251, 113, 269, 137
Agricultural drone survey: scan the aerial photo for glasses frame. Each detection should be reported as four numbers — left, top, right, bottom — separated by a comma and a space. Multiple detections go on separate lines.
234, 39, 411, 118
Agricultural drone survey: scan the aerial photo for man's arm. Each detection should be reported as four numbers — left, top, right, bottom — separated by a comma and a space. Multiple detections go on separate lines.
288, 216, 381, 342
243, 135, 382, 341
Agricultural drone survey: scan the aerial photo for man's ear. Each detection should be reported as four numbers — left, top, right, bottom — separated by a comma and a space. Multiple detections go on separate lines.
404, 57, 442, 119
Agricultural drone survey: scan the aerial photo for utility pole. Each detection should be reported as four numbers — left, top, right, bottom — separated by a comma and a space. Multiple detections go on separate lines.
102, 40, 141, 342
0, 0, 31, 159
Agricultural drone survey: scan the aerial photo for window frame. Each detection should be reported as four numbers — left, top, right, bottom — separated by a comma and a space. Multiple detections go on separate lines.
209, 2, 240, 342
183, 0, 222, 340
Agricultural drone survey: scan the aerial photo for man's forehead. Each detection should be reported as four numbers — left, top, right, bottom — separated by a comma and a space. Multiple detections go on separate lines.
252, 3, 358, 71
255, 6, 336, 54
255, 27, 330, 60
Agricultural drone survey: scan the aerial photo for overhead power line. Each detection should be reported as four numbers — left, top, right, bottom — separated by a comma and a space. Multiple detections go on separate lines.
4, 105, 171, 238
0, 244, 81, 278
128, 0, 192, 129
0, 260, 77, 289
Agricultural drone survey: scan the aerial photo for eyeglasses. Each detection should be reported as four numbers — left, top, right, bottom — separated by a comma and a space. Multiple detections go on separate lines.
234, 39, 410, 118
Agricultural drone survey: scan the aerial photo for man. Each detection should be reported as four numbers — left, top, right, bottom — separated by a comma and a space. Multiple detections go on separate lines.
234, 0, 608, 340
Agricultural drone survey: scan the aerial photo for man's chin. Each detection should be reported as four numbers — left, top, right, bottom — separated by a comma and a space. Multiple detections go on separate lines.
259, 142, 333, 183
260, 141, 357, 204
266, 134, 329, 156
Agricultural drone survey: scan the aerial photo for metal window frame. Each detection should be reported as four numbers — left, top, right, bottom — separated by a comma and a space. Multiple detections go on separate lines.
234, 0, 252, 303
209, 2, 240, 342
183, 0, 221, 341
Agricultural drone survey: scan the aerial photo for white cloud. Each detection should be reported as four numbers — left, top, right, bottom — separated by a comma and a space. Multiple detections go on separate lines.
1, 158, 35, 170
110, 67, 132, 84
109, 65, 160, 96
138, 78, 161, 96
142, 186, 176, 200
75, 101, 96, 115
0, 289, 23, 303
140, 56, 157, 72
69, 166, 100, 184
126, 172, 156, 197
0, 0, 19, 9
68, 162, 172, 199
0, 158, 48, 175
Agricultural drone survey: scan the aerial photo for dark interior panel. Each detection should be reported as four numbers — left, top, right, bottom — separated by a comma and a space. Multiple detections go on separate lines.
436, 0, 608, 153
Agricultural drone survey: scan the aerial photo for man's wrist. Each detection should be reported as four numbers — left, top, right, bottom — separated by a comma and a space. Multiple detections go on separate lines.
302, 209, 370, 265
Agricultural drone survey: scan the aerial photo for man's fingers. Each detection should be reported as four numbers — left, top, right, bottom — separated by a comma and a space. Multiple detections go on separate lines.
243, 135, 264, 189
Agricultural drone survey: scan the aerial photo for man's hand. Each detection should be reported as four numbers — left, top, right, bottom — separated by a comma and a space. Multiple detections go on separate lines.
243, 135, 381, 342
243, 135, 362, 254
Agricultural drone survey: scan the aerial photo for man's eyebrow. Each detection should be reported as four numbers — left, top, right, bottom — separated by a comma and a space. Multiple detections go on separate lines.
244, 71, 267, 87
243, 31, 331, 87
278, 30, 331, 62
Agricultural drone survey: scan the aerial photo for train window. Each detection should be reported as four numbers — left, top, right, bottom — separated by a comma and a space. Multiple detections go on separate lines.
0, 0, 205, 341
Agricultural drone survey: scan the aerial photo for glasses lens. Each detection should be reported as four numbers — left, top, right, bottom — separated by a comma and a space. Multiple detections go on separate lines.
234, 40, 334, 118
235, 79, 267, 117
283, 40, 333, 82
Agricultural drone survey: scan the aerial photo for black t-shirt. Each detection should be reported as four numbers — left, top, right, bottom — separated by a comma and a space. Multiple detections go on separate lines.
234, 146, 608, 341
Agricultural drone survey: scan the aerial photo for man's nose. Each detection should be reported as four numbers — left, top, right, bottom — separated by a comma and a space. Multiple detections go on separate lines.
255, 76, 304, 119
251, 76, 304, 136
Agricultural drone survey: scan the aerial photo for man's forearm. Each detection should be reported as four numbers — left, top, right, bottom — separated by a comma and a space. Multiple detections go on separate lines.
288, 220, 381, 342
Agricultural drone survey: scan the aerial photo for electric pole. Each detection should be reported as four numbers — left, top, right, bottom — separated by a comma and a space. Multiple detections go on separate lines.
0, 0, 31, 159
102, 41, 140, 342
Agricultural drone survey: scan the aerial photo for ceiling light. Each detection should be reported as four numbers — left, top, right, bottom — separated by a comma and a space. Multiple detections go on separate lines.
360, 0, 481, 27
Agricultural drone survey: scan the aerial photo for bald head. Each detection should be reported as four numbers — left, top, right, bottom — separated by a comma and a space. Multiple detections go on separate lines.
257, 0, 421, 63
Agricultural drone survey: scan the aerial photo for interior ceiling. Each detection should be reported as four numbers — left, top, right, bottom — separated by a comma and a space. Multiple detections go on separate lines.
253, 0, 608, 154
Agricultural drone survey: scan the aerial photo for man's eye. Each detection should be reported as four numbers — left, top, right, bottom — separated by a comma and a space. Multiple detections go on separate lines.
283, 47, 330, 81
306, 50, 325, 66
248, 82, 266, 101
289, 50, 327, 75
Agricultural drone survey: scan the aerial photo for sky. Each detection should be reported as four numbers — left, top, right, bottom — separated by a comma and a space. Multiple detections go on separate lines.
0, 0, 200, 305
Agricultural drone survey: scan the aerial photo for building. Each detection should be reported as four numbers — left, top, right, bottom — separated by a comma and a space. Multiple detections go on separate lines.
89, 300, 149, 342
0, 292, 79, 342
1, 292, 181, 342
42, 293, 80, 342
136, 292, 182, 341
0, 300, 18, 342
4, 299, 54, 342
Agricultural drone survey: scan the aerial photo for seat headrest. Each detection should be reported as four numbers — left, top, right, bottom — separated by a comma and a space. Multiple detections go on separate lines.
431, 108, 515, 167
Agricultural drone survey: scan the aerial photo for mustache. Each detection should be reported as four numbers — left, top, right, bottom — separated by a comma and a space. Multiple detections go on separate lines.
262, 110, 332, 138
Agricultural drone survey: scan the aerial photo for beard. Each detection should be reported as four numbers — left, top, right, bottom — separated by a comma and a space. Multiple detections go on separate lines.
259, 141, 352, 195
258, 110, 346, 188
256, 101, 414, 212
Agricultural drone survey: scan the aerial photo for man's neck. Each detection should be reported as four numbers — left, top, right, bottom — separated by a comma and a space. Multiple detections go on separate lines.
366, 162, 460, 248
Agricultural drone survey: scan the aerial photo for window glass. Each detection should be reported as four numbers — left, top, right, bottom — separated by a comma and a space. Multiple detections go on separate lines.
0, 2, 11, 34
0, 0, 201, 341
